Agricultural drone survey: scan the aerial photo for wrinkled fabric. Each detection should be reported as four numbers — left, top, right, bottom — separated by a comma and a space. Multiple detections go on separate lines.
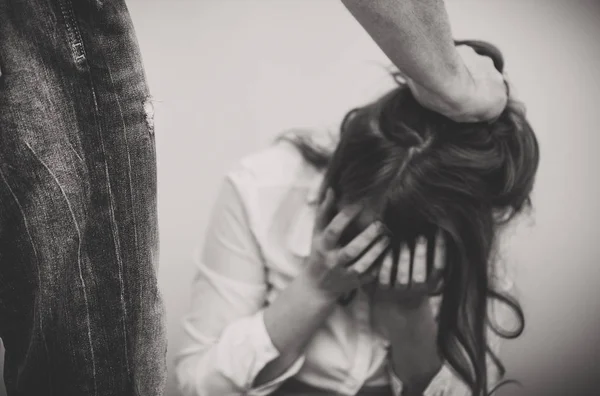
0, 0, 166, 395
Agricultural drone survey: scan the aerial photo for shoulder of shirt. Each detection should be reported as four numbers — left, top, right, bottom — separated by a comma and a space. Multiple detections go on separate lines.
225, 130, 332, 189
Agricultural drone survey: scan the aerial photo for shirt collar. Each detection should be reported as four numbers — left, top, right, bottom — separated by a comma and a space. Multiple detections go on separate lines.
286, 171, 324, 257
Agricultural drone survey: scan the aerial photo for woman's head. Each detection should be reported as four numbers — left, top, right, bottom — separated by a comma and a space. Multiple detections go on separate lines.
281, 42, 539, 395
326, 81, 538, 238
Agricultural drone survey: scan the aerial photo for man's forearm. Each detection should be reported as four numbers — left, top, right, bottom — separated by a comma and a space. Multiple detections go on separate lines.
341, 0, 467, 102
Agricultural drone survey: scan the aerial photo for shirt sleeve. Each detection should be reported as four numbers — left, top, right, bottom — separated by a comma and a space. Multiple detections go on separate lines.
389, 276, 517, 396
175, 173, 305, 396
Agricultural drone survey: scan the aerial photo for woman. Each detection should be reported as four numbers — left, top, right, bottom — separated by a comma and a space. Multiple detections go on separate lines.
176, 42, 539, 396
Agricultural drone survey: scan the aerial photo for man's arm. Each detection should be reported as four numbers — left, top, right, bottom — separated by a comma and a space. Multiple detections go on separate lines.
341, 0, 507, 122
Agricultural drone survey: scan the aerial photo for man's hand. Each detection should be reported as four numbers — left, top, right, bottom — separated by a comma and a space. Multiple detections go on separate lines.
341, 0, 509, 124
401, 45, 509, 123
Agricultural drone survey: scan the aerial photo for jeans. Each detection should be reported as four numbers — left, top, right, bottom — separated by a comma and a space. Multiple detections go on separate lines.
0, 0, 166, 395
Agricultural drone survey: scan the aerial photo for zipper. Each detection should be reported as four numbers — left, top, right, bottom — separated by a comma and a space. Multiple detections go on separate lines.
58, 0, 86, 63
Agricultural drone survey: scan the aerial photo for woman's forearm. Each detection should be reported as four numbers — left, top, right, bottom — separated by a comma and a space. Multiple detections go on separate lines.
340, 0, 468, 105
387, 301, 444, 395
254, 271, 338, 386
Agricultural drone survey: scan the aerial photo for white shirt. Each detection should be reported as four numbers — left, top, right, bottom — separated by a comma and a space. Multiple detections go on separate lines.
175, 138, 514, 396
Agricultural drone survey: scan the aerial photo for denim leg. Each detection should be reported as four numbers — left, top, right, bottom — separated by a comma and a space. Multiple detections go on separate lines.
0, 0, 166, 395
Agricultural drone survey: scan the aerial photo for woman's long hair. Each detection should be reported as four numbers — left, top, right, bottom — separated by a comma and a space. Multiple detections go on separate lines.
279, 41, 539, 395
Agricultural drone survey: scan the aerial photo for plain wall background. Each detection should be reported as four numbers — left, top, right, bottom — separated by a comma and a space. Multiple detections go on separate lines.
1, 1, 599, 395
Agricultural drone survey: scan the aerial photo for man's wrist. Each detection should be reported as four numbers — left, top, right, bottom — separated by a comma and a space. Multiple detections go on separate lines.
434, 59, 508, 123
408, 62, 479, 122
435, 62, 478, 117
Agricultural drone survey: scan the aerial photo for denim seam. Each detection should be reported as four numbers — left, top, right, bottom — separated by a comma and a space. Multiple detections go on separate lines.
86, 63, 134, 395
104, 62, 138, 386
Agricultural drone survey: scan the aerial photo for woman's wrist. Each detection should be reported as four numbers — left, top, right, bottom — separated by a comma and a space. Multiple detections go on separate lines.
399, 365, 443, 396
391, 347, 443, 395
260, 270, 339, 379
299, 263, 352, 306
391, 346, 443, 396
295, 269, 341, 307
386, 300, 442, 390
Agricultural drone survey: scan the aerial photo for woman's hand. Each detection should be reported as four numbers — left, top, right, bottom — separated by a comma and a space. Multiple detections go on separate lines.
260, 189, 388, 385
401, 45, 508, 123
370, 232, 446, 341
370, 232, 447, 391
303, 188, 389, 301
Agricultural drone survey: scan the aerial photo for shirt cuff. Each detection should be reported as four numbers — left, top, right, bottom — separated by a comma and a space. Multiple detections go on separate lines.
217, 309, 306, 396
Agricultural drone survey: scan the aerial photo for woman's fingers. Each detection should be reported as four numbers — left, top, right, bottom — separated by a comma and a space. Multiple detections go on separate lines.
320, 203, 363, 249
348, 237, 389, 275
433, 231, 446, 273
336, 221, 384, 266
315, 188, 335, 231
373, 232, 447, 295
428, 231, 446, 290
412, 237, 428, 284
395, 243, 411, 287
392, 237, 431, 288
378, 251, 394, 287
